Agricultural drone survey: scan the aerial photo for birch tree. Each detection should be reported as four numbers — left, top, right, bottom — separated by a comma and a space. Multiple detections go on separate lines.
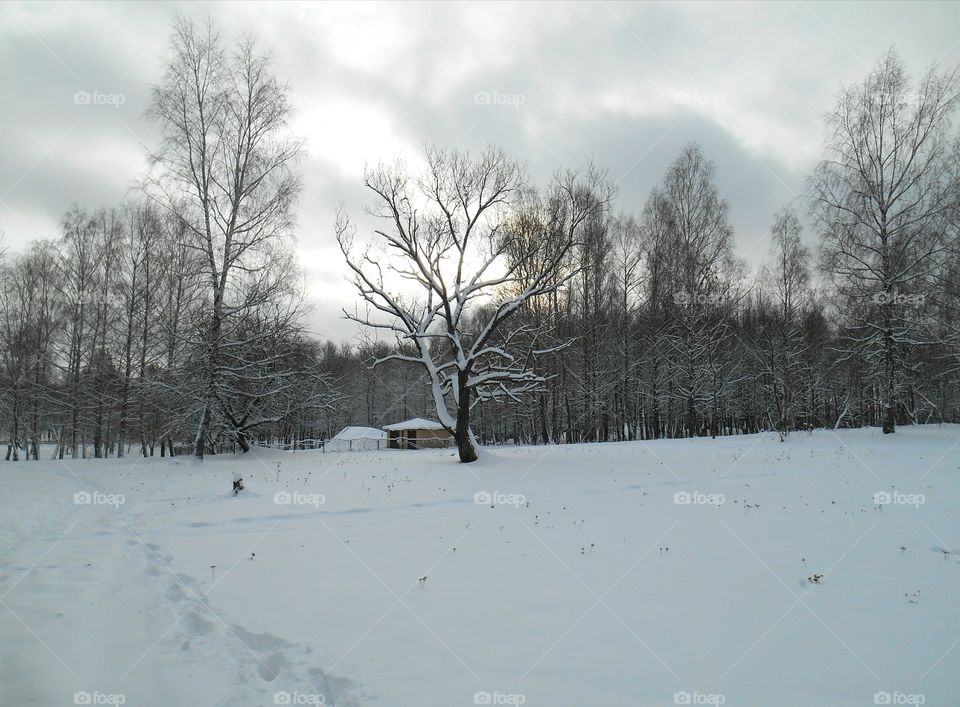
756, 207, 812, 437
609, 214, 644, 439
57, 206, 100, 459
659, 143, 736, 437
147, 17, 303, 458
811, 49, 960, 433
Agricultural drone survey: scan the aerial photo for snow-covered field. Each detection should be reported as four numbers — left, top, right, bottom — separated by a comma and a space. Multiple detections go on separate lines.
2, 426, 959, 707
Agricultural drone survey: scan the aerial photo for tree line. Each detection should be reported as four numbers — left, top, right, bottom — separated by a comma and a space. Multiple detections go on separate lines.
1, 18, 958, 462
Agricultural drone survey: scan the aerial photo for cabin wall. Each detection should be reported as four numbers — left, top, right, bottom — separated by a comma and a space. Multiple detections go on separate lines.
383, 428, 452, 449
411, 429, 452, 449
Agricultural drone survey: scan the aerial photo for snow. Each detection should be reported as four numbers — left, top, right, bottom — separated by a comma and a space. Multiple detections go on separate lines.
381, 418, 445, 431
2, 426, 959, 706
332, 427, 386, 442
324, 427, 387, 453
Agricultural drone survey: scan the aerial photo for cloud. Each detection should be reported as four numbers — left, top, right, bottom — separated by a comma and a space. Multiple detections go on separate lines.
2, 0, 959, 343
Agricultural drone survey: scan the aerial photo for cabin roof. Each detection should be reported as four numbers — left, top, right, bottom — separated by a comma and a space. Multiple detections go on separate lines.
382, 417, 446, 431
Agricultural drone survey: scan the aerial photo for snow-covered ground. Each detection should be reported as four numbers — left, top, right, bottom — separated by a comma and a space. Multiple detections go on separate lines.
2, 426, 958, 706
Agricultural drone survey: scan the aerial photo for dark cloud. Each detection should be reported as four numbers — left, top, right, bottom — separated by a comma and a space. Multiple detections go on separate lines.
3, 1, 958, 343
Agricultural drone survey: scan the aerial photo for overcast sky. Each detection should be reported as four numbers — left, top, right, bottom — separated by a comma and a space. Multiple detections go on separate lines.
2, 1, 959, 342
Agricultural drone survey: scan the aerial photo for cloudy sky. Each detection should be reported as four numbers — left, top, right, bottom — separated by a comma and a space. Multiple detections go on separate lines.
2, 1, 959, 342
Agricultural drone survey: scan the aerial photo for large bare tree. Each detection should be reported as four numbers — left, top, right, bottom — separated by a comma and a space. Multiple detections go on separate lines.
811, 49, 960, 433
147, 17, 303, 458
337, 146, 607, 462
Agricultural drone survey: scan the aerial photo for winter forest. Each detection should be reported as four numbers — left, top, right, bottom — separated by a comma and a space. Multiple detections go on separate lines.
3, 18, 960, 465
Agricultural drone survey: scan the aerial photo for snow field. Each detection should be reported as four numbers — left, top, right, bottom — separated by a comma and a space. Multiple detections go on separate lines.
1, 426, 958, 706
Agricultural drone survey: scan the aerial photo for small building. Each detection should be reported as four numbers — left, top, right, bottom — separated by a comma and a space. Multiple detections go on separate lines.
383, 418, 452, 450
328, 426, 387, 452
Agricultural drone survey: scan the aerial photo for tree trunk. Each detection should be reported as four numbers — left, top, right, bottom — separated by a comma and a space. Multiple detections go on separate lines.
454, 375, 478, 463
882, 318, 896, 434
236, 429, 251, 453
195, 311, 222, 459
194, 397, 212, 459
882, 404, 896, 434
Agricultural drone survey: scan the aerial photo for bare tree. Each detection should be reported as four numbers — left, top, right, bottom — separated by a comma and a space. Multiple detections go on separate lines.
57, 206, 100, 459
3, 243, 61, 460
115, 201, 165, 457
658, 143, 736, 437
609, 213, 644, 439
154, 212, 201, 456
147, 17, 303, 458
811, 49, 960, 433
338, 146, 608, 462
755, 206, 812, 438
0, 257, 31, 459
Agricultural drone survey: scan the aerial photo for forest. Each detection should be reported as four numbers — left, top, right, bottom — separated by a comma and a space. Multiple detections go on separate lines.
2, 20, 959, 462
